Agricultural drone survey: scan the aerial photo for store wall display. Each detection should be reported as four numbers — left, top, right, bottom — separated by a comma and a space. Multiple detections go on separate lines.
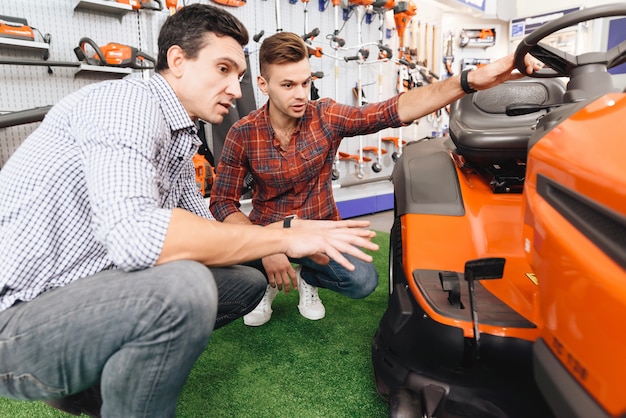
0, 1, 491, 185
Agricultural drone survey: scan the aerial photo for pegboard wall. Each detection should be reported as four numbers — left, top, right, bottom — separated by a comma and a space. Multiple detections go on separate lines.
0, 0, 474, 184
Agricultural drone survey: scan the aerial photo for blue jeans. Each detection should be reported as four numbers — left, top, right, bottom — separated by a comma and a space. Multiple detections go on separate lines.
247, 253, 378, 299
0, 260, 265, 417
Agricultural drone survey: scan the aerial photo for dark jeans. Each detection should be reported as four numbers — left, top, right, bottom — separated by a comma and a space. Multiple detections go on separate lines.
0, 261, 265, 417
246, 253, 378, 299
213, 264, 267, 328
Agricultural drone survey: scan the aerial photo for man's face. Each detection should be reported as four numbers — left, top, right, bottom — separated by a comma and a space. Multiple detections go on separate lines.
176, 34, 246, 124
258, 58, 311, 120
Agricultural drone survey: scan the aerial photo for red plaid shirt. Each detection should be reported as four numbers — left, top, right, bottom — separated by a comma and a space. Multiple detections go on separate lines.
210, 96, 403, 225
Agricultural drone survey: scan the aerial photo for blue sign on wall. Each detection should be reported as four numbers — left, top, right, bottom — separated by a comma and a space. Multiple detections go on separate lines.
456, 0, 485, 12
510, 7, 580, 39
608, 17, 626, 75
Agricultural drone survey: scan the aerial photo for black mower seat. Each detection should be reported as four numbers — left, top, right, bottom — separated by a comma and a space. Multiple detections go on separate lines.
449, 77, 565, 164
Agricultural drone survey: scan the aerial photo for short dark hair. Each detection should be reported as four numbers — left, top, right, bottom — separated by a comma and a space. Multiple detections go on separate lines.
155, 4, 249, 73
259, 32, 308, 79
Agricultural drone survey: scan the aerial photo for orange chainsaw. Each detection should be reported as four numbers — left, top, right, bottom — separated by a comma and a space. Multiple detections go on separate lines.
75, 37, 156, 70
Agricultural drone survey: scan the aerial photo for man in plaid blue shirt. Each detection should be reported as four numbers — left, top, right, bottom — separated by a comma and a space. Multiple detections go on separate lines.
0, 5, 379, 417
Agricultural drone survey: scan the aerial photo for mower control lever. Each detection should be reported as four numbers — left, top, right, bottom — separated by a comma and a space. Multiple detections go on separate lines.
464, 257, 505, 359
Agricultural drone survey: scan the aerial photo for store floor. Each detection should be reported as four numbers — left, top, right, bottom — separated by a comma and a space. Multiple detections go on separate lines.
350, 209, 393, 233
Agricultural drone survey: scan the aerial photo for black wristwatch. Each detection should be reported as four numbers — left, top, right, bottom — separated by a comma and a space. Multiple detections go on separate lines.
283, 214, 298, 228
460, 69, 477, 94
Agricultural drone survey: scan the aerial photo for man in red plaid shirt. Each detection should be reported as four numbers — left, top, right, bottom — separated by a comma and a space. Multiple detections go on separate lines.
210, 31, 541, 326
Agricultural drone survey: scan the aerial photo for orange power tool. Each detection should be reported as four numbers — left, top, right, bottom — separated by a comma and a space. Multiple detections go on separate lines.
116, 0, 163, 10
0, 15, 35, 41
75, 37, 156, 69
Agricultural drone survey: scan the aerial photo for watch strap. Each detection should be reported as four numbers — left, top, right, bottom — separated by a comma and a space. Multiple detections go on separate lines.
460, 69, 477, 94
283, 215, 297, 228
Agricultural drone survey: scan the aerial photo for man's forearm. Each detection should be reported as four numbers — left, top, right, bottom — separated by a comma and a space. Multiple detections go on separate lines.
396, 54, 527, 124
223, 211, 253, 225
155, 208, 377, 271
224, 210, 285, 230
397, 73, 464, 123
157, 208, 285, 266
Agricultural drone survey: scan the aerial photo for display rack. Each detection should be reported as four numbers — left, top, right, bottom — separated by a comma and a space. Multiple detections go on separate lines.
74, 0, 133, 16
0, 37, 50, 53
75, 63, 132, 78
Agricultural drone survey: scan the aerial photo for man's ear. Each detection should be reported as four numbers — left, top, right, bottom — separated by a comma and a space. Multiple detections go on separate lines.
257, 75, 268, 95
166, 45, 185, 78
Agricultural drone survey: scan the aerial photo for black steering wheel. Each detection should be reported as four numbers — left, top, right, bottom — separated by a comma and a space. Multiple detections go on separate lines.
514, 3, 626, 79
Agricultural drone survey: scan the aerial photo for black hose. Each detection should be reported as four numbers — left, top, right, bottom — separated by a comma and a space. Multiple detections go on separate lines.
0, 105, 52, 129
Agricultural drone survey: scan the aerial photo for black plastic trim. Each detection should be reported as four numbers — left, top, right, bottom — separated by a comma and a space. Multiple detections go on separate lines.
392, 138, 465, 217
537, 174, 626, 270
533, 339, 614, 418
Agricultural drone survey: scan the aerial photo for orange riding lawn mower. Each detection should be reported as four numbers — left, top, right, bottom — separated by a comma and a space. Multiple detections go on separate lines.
372, 4, 626, 418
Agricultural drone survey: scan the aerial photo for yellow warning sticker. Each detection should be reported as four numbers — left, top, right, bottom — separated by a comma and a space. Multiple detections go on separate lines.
526, 273, 538, 285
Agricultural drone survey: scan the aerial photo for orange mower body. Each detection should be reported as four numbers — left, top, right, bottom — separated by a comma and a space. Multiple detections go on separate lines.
372, 5, 626, 416
525, 93, 626, 418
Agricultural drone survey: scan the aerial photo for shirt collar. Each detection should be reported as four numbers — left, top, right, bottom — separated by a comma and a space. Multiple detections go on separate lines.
149, 74, 197, 136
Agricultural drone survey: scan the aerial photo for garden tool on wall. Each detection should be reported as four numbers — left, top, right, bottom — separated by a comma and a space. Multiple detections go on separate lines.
165, 0, 180, 14
459, 28, 495, 48
443, 32, 455, 77
210, 0, 246, 6
297, 0, 323, 58
393, 0, 416, 61
0, 15, 51, 59
371, 0, 395, 9
343, 2, 373, 180
275, 0, 283, 32
116, 0, 163, 11
74, 37, 156, 70
325, 0, 344, 181
310, 71, 324, 100
363, 3, 394, 173
391, 0, 416, 162
431, 23, 439, 76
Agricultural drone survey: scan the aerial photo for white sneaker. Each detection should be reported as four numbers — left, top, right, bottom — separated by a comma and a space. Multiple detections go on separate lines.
243, 285, 279, 326
297, 267, 325, 320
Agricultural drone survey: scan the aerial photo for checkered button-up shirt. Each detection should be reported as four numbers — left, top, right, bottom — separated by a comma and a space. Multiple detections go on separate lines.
210, 96, 403, 225
0, 74, 211, 312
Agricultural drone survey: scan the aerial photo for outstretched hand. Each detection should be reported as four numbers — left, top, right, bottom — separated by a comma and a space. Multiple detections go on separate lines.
283, 220, 378, 271
469, 53, 543, 90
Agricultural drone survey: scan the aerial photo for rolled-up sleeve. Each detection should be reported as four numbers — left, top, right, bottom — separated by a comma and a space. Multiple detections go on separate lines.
209, 125, 249, 221
71, 82, 172, 271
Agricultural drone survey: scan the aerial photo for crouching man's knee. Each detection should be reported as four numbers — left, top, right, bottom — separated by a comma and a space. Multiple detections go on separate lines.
148, 261, 218, 342
350, 261, 379, 299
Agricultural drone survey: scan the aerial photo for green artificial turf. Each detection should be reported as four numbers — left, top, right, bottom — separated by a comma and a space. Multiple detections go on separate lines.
0, 232, 390, 418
